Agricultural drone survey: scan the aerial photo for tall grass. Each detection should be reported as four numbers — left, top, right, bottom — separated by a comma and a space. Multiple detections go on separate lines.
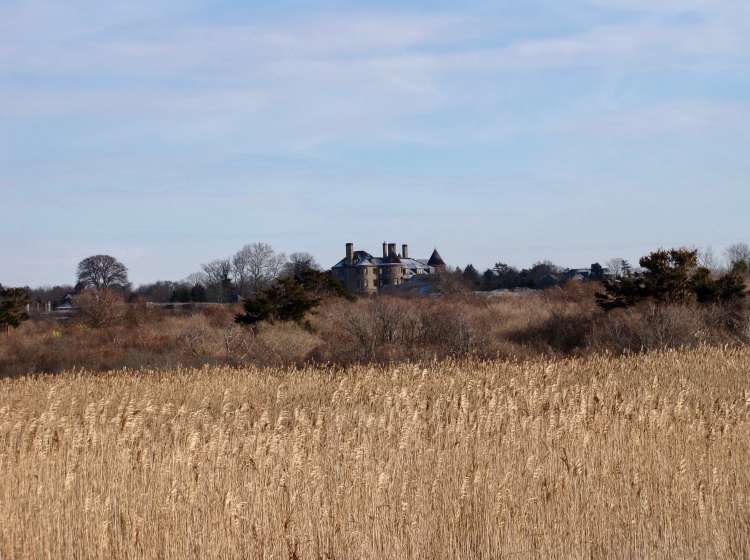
2, 346, 750, 558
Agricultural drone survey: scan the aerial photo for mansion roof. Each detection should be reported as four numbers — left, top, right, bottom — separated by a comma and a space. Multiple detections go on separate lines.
333, 251, 431, 271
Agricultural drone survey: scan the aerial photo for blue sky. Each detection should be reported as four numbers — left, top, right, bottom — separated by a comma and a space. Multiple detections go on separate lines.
2, 0, 749, 286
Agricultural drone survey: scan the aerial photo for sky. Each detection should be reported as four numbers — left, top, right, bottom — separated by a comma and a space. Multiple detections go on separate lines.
2, 0, 749, 287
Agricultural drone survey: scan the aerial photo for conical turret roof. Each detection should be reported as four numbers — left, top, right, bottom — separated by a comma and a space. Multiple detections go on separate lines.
427, 248, 445, 266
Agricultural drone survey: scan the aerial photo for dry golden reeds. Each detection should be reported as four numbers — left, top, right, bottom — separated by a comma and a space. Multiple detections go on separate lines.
1, 346, 750, 558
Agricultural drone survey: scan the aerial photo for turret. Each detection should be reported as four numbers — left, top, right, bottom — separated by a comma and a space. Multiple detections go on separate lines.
427, 248, 446, 272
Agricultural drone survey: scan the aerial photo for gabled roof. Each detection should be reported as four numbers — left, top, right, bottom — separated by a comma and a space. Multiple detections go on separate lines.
427, 249, 445, 267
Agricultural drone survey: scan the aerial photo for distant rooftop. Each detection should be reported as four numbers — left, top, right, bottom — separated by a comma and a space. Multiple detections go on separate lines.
427, 249, 445, 267
332, 251, 431, 269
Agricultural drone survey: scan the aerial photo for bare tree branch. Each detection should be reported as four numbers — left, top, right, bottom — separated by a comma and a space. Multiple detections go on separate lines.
201, 259, 232, 302
232, 243, 287, 296
282, 252, 320, 278
606, 258, 631, 278
725, 243, 750, 272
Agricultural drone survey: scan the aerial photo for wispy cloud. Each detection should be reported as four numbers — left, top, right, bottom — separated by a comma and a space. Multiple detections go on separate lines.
2, 3, 747, 149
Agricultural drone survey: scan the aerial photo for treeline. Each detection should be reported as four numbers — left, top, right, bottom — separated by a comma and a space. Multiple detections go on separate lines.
23, 244, 329, 308
455, 243, 750, 292
448, 261, 603, 291
3, 241, 749, 333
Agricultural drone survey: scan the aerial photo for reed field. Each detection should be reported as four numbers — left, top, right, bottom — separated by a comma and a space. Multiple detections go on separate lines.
2, 346, 750, 558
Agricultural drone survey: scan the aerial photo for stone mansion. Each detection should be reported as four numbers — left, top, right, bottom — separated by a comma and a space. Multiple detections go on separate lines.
331, 242, 446, 295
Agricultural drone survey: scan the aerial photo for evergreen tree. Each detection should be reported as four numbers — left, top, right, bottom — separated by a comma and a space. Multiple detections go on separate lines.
597, 248, 746, 310
692, 267, 747, 304
309, 270, 352, 299
492, 262, 520, 289
0, 285, 31, 332
481, 269, 497, 291
590, 263, 604, 281
235, 277, 320, 326
171, 285, 192, 303
462, 264, 481, 287
190, 283, 208, 302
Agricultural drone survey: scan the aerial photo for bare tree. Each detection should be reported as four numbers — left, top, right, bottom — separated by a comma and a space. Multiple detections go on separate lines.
606, 258, 631, 278
725, 243, 750, 272
282, 252, 320, 278
201, 259, 232, 302
183, 272, 209, 287
202, 259, 231, 284
76, 255, 129, 290
698, 246, 720, 271
232, 243, 287, 296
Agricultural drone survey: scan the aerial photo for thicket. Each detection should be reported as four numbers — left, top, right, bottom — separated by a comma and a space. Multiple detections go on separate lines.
1, 282, 747, 377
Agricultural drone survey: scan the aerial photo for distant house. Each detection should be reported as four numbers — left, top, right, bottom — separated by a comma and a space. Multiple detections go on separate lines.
566, 267, 613, 281
55, 294, 76, 310
567, 268, 593, 280
331, 242, 446, 295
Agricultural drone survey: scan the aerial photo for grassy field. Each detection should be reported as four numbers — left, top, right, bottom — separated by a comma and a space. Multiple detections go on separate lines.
2, 347, 749, 558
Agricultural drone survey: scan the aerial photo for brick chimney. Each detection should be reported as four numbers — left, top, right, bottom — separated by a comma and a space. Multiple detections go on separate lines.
346, 242, 354, 265
388, 243, 397, 257
402, 244, 409, 259
382, 242, 388, 258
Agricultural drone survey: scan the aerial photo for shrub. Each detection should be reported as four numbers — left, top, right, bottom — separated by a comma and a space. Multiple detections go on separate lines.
511, 307, 595, 355
76, 289, 128, 328
419, 303, 474, 356
588, 304, 706, 354
311, 298, 379, 363
250, 322, 321, 367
